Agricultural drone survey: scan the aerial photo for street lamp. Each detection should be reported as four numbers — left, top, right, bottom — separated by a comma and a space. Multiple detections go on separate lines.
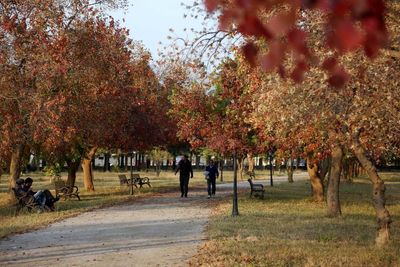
232, 152, 239, 216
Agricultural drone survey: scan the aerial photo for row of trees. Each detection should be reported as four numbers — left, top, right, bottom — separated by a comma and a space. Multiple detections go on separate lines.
168, 1, 400, 246
0, 1, 180, 192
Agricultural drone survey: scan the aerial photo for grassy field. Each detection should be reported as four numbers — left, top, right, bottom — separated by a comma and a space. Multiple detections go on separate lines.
0, 169, 209, 239
2, 169, 399, 266
0, 168, 283, 239
190, 172, 400, 267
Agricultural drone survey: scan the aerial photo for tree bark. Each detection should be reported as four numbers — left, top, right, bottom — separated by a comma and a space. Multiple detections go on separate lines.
219, 159, 224, 181
82, 147, 97, 192
195, 155, 200, 169
287, 158, 294, 183
8, 143, 24, 199
352, 130, 391, 246
237, 157, 244, 180
306, 155, 324, 202
319, 156, 331, 183
327, 144, 343, 217
67, 159, 80, 188
156, 160, 161, 177
247, 153, 254, 173
103, 153, 110, 172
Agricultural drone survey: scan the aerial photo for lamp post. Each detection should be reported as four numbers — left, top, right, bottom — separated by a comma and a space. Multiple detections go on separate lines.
232, 152, 239, 216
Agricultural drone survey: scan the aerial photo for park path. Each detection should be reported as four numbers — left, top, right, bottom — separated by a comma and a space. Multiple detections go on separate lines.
0, 173, 308, 267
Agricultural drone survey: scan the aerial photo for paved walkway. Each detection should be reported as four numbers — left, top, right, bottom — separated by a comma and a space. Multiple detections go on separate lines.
0, 173, 308, 266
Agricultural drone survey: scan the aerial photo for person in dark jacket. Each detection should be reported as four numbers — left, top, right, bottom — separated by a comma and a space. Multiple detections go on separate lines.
175, 155, 193, 197
205, 160, 219, 198
23, 177, 59, 211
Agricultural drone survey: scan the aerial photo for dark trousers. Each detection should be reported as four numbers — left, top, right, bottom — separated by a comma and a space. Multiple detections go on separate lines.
207, 178, 216, 195
43, 189, 56, 208
180, 175, 190, 196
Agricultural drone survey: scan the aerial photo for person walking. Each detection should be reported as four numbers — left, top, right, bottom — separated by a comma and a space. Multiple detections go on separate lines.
205, 160, 219, 198
175, 155, 193, 197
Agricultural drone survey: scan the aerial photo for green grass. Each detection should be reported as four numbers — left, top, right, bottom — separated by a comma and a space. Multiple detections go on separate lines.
0, 169, 207, 238
191, 172, 400, 267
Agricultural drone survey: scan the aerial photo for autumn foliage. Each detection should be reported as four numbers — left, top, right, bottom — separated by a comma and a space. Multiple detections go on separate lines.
0, 1, 175, 190
204, 0, 389, 86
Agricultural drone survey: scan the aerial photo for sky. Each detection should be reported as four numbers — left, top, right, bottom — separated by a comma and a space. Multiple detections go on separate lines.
110, 0, 205, 61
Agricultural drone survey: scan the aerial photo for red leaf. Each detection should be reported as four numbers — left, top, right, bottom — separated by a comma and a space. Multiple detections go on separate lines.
238, 15, 271, 38
322, 57, 338, 71
260, 41, 285, 72
219, 10, 235, 31
288, 28, 309, 56
278, 65, 286, 78
290, 62, 308, 83
242, 43, 258, 67
266, 11, 296, 37
362, 17, 387, 58
204, 0, 219, 12
328, 67, 349, 88
335, 20, 364, 51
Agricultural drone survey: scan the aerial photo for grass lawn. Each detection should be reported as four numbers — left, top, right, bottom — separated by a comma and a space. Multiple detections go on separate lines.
0, 169, 207, 239
190, 172, 400, 267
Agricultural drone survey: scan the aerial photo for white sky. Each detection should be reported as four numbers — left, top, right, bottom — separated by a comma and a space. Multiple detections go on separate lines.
110, 0, 204, 61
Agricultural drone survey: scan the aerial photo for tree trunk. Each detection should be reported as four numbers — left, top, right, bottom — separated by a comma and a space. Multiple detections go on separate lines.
195, 155, 200, 169
258, 157, 263, 168
156, 161, 161, 177
135, 153, 139, 171
103, 153, 110, 172
352, 130, 391, 246
237, 157, 244, 180
219, 159, 224, 181
67, 159, 80, 188
319, 156, 331, 183
327, 144, 343, 217
82, 147, 97, 192
8, 144, 24, 199
247, 153, 254, 173
306, 155, 324, 202
287, 158, 294, 183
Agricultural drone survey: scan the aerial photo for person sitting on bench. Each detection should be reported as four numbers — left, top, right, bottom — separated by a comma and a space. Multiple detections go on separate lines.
23, 177, 59, 211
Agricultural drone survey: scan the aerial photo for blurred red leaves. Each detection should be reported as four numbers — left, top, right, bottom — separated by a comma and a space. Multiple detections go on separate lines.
260, 41, 284, 72
266, 10, 296, 37
242, 43, 258, 67
328, 20, 364, 52
322, 57, 349, 87
204, 0, 219, 12
205, 0, 388, 87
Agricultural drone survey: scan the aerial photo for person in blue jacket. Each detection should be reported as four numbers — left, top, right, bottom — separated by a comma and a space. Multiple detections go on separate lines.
205, 160, 219, 198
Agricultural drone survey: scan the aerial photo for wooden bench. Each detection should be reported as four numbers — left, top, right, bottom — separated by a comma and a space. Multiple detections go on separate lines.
119, 174, 151, 188
131, 173, 151, 188
118, 174, 133, 186
11, 188, 39, 215
247, 179, 265, 199
54, 179, 81, 201
247, 170, 256, 180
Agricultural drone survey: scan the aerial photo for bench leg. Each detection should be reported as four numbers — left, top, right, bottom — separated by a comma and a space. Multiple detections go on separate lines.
15, 205, 22, 216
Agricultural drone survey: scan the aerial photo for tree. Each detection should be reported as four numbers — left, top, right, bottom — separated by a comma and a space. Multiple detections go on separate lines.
0, 0, 68, 196
249, 3, 400, 245
170, 56, 269, 216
